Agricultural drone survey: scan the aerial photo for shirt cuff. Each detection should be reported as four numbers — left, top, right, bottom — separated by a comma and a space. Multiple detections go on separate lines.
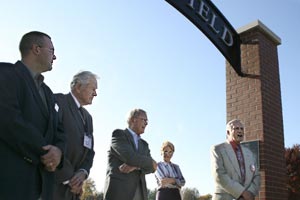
78, 168, 89, 179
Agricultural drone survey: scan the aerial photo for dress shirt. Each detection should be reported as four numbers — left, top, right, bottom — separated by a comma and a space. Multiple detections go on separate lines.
70, 92, 80, 108
155, 161, 185, 189
229, 141, 246, 184
127, 128, 140, 150
24, 63, 47, 109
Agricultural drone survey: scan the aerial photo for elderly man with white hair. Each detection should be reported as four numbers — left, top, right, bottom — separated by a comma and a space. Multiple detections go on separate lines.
53, 71, 99, 200
211, 119, 261, 200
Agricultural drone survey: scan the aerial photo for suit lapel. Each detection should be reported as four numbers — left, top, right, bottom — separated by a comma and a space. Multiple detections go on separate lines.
14, 61, 48, 118
66, 94, 93, 167
242, 146, 254, 184
124, 129, 138, 151
137, 139, 145, 153
224, 142, 242, 179
66, 94, 85, 132
42, 84, 54, 140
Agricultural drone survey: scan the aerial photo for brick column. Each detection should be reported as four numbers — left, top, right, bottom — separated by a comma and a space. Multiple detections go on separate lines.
226, 20, 287, 200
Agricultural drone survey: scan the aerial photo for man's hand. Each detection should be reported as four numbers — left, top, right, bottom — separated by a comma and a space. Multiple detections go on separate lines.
241, 190, 254, 200
119, 163, 138, 173
69, 171, 86, 195
41, 145, 62, 171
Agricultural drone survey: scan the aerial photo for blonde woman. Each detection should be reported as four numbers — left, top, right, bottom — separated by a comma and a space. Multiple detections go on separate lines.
155, 141, 185, 200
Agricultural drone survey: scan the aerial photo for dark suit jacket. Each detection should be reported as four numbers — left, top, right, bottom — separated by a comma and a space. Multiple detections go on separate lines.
53, 93, 95, 200
103, 128, 155, 200
0, 61, 65, 200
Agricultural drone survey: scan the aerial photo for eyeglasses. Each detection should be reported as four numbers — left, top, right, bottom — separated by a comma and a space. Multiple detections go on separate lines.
136, 117, 148, 123
163, 150, 173, 155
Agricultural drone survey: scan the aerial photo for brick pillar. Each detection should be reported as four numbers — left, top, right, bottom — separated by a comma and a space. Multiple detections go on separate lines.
226, 20, 287, 200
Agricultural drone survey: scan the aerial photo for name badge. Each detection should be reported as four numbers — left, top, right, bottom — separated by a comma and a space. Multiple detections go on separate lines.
83, 134, 92, 149
54, 103, 59, 112
250, 164, 256, 172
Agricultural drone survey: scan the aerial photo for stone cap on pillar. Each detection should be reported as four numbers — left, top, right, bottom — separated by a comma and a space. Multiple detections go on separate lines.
237, 19, 281, 45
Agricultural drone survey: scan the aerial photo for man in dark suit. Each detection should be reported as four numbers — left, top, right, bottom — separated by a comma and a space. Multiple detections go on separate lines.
103, 108, 157, 200
53, 71, 98, 200
0, 31, 65, 200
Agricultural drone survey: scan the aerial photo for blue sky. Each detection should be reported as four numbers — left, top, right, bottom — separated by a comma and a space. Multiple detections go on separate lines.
1, 0, 299, 195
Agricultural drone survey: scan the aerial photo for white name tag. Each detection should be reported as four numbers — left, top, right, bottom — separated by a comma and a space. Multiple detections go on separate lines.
83, 134, 92, 149
54, 103, 59, 112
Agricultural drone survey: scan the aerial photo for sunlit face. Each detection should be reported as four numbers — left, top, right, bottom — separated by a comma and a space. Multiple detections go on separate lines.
227, 121, 244, 144
37, 36, 56, 72
162, 146, 173, 163
75, 78, 98, 106
130, 113, 148, 135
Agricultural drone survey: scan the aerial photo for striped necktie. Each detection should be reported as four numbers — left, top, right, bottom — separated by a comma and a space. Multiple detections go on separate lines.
236, 145, 245, 184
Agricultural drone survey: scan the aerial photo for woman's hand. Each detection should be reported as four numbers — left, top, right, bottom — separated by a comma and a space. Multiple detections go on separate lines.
160, 177, 176, 187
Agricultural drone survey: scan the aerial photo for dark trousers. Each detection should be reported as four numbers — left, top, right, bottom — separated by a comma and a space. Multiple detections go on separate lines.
53, 183, 80, 200
133, 182, 143, 200
156, 188, 181, 200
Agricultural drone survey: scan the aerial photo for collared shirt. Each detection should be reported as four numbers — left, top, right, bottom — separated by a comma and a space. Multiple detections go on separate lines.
70, 92, 87, 129
70, 92, 81, 108
127, 128, 140, 150
229, 140, 245, 162
23, 63, 47, 109
229, 140, 246, 183
229, 140, 239, 152
63, 92, 89, 180
155, 161, 185, 189
23, 62, 44, 88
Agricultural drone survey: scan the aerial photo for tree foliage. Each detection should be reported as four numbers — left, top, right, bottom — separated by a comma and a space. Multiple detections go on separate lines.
285, 144, 300, 200
148, 188, 157, 200
199, 193, 212, 200
81, 178, 103, 200
181, 187, 200, 200
80, 178, 213, 200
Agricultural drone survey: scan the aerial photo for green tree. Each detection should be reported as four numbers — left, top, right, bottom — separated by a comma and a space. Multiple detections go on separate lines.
199, 193, 212, 200
81, 178, 102, 200
285, 144, 300, 200
147, 188, 157, 200
95, 192, 104, 200
181, 187, 200, 200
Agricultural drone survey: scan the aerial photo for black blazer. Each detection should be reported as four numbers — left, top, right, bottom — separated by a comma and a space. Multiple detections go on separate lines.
0, 61, 65, 200
53, 93, 95, 200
